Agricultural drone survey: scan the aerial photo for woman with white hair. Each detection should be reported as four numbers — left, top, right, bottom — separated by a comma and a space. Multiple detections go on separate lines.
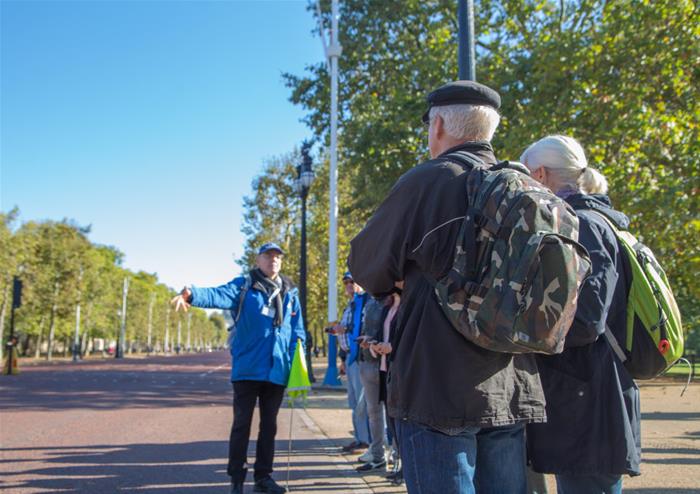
521, 135, 641, 494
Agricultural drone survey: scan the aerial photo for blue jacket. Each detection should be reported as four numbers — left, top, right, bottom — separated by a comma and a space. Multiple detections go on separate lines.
190, 274, 306, 386
527, 194, 641, 476
346, 292, 368, 365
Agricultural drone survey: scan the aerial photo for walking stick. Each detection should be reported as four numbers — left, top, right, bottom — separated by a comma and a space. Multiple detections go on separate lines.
287, 403, 294, 491
286, 339, 310, 491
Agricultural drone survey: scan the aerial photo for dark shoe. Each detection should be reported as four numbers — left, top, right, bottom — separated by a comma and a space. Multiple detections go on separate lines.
253, 476, 286, 494
341, 440, 368, 453
356, 459, 386, 472
386, 468, 404, 485
230, 467, 247, 494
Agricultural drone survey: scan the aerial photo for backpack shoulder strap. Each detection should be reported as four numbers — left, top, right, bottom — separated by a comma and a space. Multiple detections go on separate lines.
233, 274, 252, 326
604, 324, 628, 363
443, 150, 486, 171
490, 160, 531, 175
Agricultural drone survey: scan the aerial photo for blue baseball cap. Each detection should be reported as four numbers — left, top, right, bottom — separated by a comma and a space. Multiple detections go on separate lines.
258, 242, 285, 255
342, 271, 353, 281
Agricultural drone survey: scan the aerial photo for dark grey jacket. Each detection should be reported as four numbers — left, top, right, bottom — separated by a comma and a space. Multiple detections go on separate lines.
359, 297, 389, 363
349, 142, 546, 430
527, 194, 641, 476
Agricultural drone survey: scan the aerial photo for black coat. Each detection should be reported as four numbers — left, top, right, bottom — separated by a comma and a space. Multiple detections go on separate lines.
527, 194, 642, 476
349, 141, 546, 430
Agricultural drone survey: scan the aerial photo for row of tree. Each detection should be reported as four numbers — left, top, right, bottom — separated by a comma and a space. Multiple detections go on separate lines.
239, 0, 699, 352
0, 208, 227, 361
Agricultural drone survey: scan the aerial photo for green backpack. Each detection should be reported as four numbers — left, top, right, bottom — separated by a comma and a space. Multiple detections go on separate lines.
587, 210, 684, 379
434, 152, 592, 354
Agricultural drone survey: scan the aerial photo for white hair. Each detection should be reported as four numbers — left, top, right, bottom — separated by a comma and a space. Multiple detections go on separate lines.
520, 135, 608, 194
429, 104, 500, 142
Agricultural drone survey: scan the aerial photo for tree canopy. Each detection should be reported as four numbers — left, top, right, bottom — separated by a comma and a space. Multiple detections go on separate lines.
240, 0, 698, 349
0, 212, 225, 359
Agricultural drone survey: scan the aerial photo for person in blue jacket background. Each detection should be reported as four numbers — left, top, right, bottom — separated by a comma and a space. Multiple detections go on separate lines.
172, 242, 305, 494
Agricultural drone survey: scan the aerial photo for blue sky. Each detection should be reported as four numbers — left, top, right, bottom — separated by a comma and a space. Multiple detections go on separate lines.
1, 0, 323, 290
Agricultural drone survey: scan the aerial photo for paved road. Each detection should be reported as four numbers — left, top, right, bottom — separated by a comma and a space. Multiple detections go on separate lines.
2, 353, 698, 493
0, 352, 370, 494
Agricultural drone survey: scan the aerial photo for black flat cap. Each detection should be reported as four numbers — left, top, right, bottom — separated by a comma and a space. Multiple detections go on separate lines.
422, 80, 501, 124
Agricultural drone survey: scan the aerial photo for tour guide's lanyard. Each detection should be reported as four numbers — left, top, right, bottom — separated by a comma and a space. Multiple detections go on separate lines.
261, 286, 281, 320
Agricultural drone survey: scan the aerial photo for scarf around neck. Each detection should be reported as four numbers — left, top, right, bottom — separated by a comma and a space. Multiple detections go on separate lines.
250, 268, 285, 327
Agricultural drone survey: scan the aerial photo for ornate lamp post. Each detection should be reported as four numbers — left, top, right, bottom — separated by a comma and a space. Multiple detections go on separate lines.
296, 141, 316, 383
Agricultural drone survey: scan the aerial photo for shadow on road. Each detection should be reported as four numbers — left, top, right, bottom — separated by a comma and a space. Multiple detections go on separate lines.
641, 412, 700, 421
0, 353, 234, 411
1, 438, 362, 493
625, 490, 700, 493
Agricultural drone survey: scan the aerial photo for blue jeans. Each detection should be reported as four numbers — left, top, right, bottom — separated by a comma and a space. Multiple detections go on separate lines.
556, 474, 622, 494
346, 360, 370, 444
398, 419, 527, 494
359, 360, 387, 461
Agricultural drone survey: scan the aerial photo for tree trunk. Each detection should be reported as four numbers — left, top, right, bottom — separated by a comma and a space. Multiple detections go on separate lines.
81, 304, 91, 357
0, 281, 9, 362
35, 315, 46, 359
46, 281, 60, 361
20, 334, 30, 356
81, 328, 88, 357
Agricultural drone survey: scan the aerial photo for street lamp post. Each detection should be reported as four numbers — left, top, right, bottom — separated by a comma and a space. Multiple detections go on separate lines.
4, 275, 22, 376
296, 141, 316, 383
458, 0, 476, 80
116, 277, 128, 359
72, 267, 83, 362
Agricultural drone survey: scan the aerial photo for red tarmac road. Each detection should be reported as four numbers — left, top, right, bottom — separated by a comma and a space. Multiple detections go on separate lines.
5, 352, 696, 493
0, 352, 370, 494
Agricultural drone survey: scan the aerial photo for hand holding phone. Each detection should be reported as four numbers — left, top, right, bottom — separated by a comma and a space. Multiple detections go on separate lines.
371, 342, 392, 355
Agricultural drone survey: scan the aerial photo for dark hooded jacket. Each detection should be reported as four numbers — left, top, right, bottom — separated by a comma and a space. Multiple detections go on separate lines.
527, 193, 642, 476
349, 141, 546, 430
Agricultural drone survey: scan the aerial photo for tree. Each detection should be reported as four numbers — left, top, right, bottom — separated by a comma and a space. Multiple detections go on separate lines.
0, 208, 20, 361
0, 212, 223, 357
279, 0, 699, 346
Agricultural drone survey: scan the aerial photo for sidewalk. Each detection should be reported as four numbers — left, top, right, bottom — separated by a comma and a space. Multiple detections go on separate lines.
289, 356, 699, 494
273, 357, 405, 494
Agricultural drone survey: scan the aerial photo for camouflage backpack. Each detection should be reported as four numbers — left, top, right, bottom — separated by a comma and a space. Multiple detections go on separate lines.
434, 151, 591, 354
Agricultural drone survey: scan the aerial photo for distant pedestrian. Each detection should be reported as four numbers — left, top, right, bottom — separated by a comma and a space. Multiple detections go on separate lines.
172, 242, 306, 494
370, 287, 402, 485
522, 135, 641, 494
332, 272, 371, 454
355, 295, 390, 472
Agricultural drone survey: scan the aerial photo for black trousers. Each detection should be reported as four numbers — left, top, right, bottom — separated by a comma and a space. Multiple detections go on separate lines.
228, 380, 286, 483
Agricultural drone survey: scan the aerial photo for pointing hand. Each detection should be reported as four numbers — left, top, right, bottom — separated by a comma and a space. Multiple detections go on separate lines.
171, 287, 192, 312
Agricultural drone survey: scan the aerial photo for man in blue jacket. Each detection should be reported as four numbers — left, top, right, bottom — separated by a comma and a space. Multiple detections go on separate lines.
333, 272, 370, 455
172, 242, 305, 494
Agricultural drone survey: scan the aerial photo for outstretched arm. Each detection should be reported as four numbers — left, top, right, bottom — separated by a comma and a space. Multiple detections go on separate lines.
171, 279, 244, 312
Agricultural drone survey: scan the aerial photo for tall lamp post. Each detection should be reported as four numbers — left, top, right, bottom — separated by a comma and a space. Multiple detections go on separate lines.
296, 141, 316, 383
4, 273, 23, 376
458, 0, 476, 80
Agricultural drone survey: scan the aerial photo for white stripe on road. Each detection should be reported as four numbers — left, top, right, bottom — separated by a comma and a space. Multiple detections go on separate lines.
199, 363, 227, 377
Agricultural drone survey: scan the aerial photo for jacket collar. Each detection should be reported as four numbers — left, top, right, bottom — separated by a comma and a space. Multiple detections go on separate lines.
566, 193, 630, 230
438, 141, 498, 166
